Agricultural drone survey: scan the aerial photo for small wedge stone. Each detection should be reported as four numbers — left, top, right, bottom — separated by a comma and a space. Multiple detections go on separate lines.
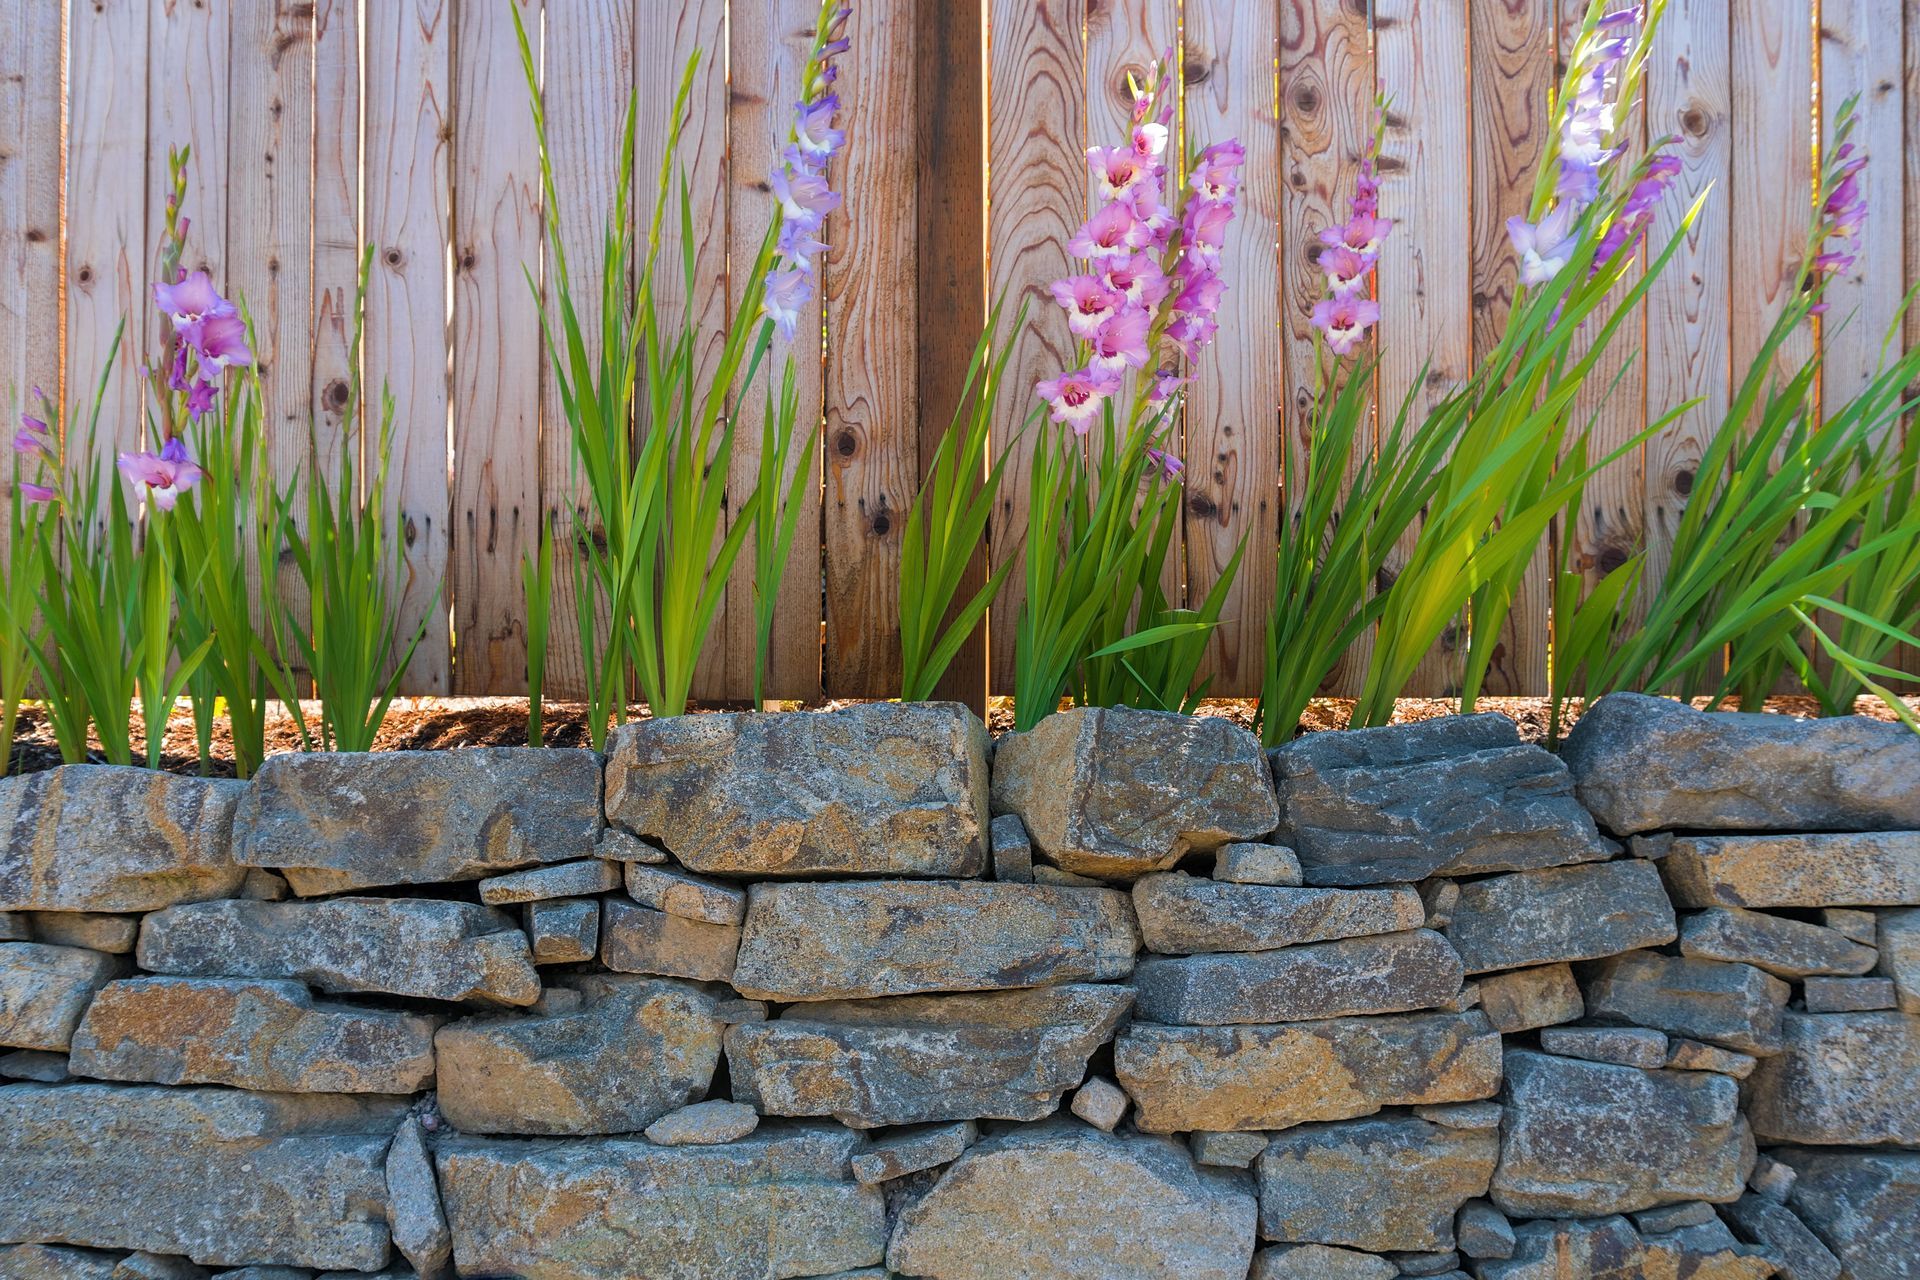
1538, 1024, 1669, 1068
596, 826, 667, 864
850, 1121, 977, 1185
600, 898, 739, 983
1191, 1130, 1270, 1168
386, 1114, 452, 1280
990, 813, 1034, 883
643, 1100, 759, 1146
1455, 1200, 1514, 1260
525, 897, 599, 965
1071, 1076, 1130, 1131
27, 912, 138, 954
478, 858, 622, 906
1803, 976, 1897, 1012
1822, 907, 1878, 944
1214, 843, 1303, 886
1666, 1037, 1757, 1078
624, 861, 747, 925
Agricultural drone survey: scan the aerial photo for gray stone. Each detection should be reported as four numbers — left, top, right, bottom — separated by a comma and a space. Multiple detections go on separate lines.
207, 1271, 310, 1280
1475, 963, 1583, 1033
137, 897, 540, 1006
1582, 950, 1790, 1055
1561, 692, 1920, 834
624, 861, 747, 925
0, 941, 124, 1051
1804, 976, 1897, 1012
1668, 1038, 1758, 1078
600, 898, 739, 982
1538, 1024, 1669, 1068
526, 897, 599, 964
1421, 879, 1460, 929
0, 766, 248, 912
1823, 907, 1879, 944
1131, 872, 1423, 955
1031, 863, 1102, 886
1491, 1049, 1753, 1218
1389, 1251, 1460, 1277
1478, 1215, 1778, 1280
1114, 1011, 1500, 1133
111, 1254, 207, 1280
850, 1121, 976, 1185
0, 1049, 69, 1081
238, 867, 290, 900
1748, 1011, 1920, 1145
477, 858, 621, 905
1444, 859, 1676, 974
1876, 908, 1920, 1012
1130, 929, 1464, 1025
1680, 906, 1880, 978
1070, 1076, 1129, 1131
1270, 714, 1610, 885
0, 1082, 401, 1270
386, 1115, 452, 1280
1631, 1200, 1718, 1232
992, 706, 1279, 880
1214, 843, 1303, 886
596, 825, 666, 864
1721, 1194, 1841, 1280
1250, 1244, 1394, 1280
1413, 1101, 1504, 1131
0, 1245, 123, 1280
1191, 1130, 1270, 1168
435, 974, 723, 1136
887, 1119, 1258, 1280
438, 1123, 887, 1280
1455, 1200, 1514, 1260
1662, 831, 1920, 909
235, 748, 602, 895
69, 976, 439, 1093
1777, 1148, 1920, 1280
644, 1100, 759, 1146
731, 880, 1138, 1001
1750, 1153, 1798, 1202
990, 813, 1033, 883
726, 984, 1132, 1128
607, 701, 989, 878
0, 910, 25, 941
28, 911, 139, 953
1256, 1115, 1497, 1252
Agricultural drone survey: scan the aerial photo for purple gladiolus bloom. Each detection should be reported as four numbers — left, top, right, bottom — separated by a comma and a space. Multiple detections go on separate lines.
117, 437, 203, 512
1069, 202, 1148, 260
792, 96, 846, 167
152, 270, 236, 331
13, 430, 48, 457
777, 221, 829, 272
18, 412, 47, 437
1507, 201, 1580, 285
1311, 294, 1380, 356
1036, 367, 1120, 434
1088, 145, 1152, 206
1319, 244, 1374, 296
1089, 306, 1152, 375
771, 167, 841, 229
18, 482, 55, 506
186, 378, 219, 421
1050, 275, 1123, 339
1147, 368, 1184, 403
193, 311, 253, 370
1172, 268, 1226, 317
763, 268, 813, 342
1319, 213, 1392, 260
1145, 446, 1184, 481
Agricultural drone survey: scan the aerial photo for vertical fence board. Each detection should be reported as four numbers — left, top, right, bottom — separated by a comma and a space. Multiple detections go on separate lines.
1471, 0, 1556, 697
149, 0, 229, 285
1183, 0, 1280, 697
364, 0, 454, 695
1376, 0, 1472, 696
1279, 0, 1375, 702
0, 0, 63, 491
1730, 0, 1814, 391
1901, 0, 1920, 689
311, 0, 362, 476
986, 0, 1084, 697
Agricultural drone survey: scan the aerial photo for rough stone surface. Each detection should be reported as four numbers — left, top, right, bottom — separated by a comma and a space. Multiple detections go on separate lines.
1824, 907, 1879, 944
138, 897, 540, 1006
1720, 1193, 1841, 1280
477, 858, 621, 905
0, 1245, 122, 1280
1455, 1200, 1515, 1260
1444, 859, 1676, 974
1415, 1101, 1503, 1131
1750, 1153, 1799, 1202
525, 897, 599, 964
1748, 1011, 1920, 1145
991, 706, 1279, 880
0, 942, 124, 1051
386, 1115, 452, 1280
1131, 872, 1423, 955
1130, 929, 1464, 1025
1475, 963, 1583, 1033
1269, 715, 1610, 885
0, 1049, 69, 1081
1776, 1148, 1920, 1280
110, 1253, 206, 1280
0, 1082, 401, 1270
1491, 1049, 1753, 1218
731, 880, 1138, 1001
28, 911, 139, 953
1070, 1076, 1129, 1131
990, 813, 1034, 883
726, 984, 1132, 1128
238, 868, 289, 901
1662, 831, 1920, 909
1804, 975, 1897, 1012
600, 899, 738, 982
435, 974, 723, 1136
643, 1100, 759, 1145
1191, 1130, 1270, 1168
1668, 1038, 1757, 1078
235, 748, 603, 895
596, 826, 666, 864
1562, 692, 1920, 834
1256, 1115, 1497, 1252
1537, 1024, 1669, 1069
1876, 907, 1920, 1012
0, 910, 25, 941
624, 861, 747, 925
1114, 1011, 1501, 1133
1631, 1200, 1719, 1233
886, 1119, 1258, 1280
1581, 950, 1791, 1055
1214, 843, 1303, 886
438, 1123, 886, 1280
1250, 1243, 1394, 1279
850, 1121, 976, 1185
606, 701, 989, 878
0, 766, 248, 912
1680, 906, 1880, 978
1478, 1216, 1778, 1280
70, 976, 439, 1093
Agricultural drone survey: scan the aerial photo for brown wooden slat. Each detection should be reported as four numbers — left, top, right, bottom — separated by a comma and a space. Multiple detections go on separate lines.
311, 0, 362, 478
1730, 0, 1814, 391
149, 0, 229, 288
1901, 0, 1920, 689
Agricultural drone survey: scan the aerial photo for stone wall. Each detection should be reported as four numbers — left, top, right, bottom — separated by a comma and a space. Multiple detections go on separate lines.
1, 694, 1916, 1280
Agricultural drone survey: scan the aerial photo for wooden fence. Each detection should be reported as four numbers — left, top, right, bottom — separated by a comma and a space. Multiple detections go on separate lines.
2, 0, 1916, 706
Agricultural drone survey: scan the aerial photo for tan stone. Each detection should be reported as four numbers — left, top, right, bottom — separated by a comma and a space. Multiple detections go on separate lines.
477, 858, 621, 905
624, 861, 746, 924
600, 898, 739, 982
1475, 963, 1583, 1033
1257, 1115, 1497, 1253
1748, 1011, 1920, 1146
1661, 831, 1920, 909
526, 897, 599, 964
27, 911, 139, 953
0, 942, 125, 1051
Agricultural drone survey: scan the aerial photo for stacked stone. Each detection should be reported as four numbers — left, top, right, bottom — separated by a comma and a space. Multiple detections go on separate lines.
0, 694, 1915, 1279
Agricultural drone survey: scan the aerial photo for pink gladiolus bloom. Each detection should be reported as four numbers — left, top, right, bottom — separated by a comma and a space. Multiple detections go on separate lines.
1184, 200, 1235, 266
1088, 146, 1150, 205
1310, 294, 1380, 356
1171, 268, 1226, 318
1050, 275, 1123, 339
1131, 122, 1169, 161
1101, 254, 1170, 308
1089, 307, 1152, 374
18, 412, 47, 437
1352, 159, 1381, 216
1507, 201, 1580, 285
13, 430, 48, 457
186, 378, 219, 421
1135, 197, 1177, 252
1036, 367, 1119, 434
1189, 140, 1245, 202
1319, 244, 1374, 296
792, 96, 846, 167
762, 268, 812, 341
18, 483, 55, 505
1813, 250, 1858, 277
1145, 446, 1184, 481
1167, 313, 1219, 360
771, 166, 841, 228
117, 437, 203, 512
1147, 369, 1184, 403
152, 270, 235, 331
1320, 213, 1391, 260
194, 312, 253, 371
1068, 202, 1149, 260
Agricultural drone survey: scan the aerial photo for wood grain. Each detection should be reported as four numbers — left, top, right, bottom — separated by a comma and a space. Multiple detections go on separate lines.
0, 0, 63, 505
1471, 0, 1555, 696
363, 0, 454, 695
1901, 0, 1920, 688
311, 0, 362, 476
824, 6, 917, 696
1184, 0, 1281, 696
1730, 0, 1814, 392
986, 0, 1084, 696
148, 0, 228, 287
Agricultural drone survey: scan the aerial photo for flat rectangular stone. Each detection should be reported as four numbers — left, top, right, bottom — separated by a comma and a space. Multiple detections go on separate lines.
0, 942, 126, 1051
26, 911, 139, 953
731, 880, 1139, 1001
1115, 1011, 1500, 1133
478, 858, 622, 905
1214, 843, 1303, 886
1257, 1115, 1497, 1253
0, 1083, 401, 1270
851, 1121, 977, 1185
0, 766, 247, 912
989, 814, 1034, 883
1537, 1025, 1668, 1068
1582, 950, 1790, 1055
601, 898, 739, 983
1749, 1011, 1920, 1145
1679, 906, 1879, 978
1131, 872, 1424, 955
1131, 929, 1464, 1025
1444, 859, 1675, 974
1475, 963, 1583, 1033
624, 861, 746, 925
1662, 831, 1920, 909
234, 748, 603, 895
1803, 976, 1897, 1013
1879, 908, 1920, 1012
526, 897, 599, 964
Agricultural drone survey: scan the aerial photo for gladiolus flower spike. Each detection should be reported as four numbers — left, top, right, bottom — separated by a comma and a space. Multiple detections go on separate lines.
1309, 99, 1391, 357
760, 3, 851, 340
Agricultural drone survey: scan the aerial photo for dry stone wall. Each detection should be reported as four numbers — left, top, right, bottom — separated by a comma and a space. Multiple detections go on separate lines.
0, 694, 1917, 1279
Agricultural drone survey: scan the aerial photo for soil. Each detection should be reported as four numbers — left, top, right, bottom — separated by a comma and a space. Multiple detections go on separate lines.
6, 690, 1911, 778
